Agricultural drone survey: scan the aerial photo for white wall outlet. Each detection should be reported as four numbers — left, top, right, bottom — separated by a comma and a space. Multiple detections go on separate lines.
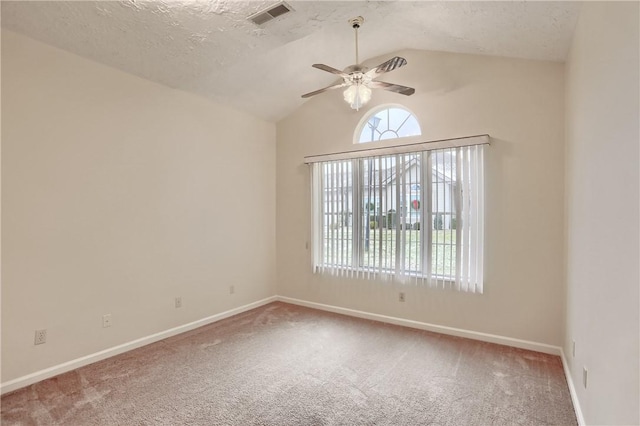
34, 329, 47, 345
399, 292, 405, 302
102, 314, 112, 328
175, 297, 182, 308
229, 285, 235, 295
583, 366, 588, 389
572, 340, 576, 358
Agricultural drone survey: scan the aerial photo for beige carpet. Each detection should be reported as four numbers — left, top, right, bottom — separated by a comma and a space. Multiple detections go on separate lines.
1, 302, 576, 425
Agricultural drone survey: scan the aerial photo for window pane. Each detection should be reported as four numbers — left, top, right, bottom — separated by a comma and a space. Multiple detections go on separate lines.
431, 149, 456, 278
322, 161, 353, 268
397, 115, 421, 138
388, 108, 409, 132
357, 107, 421, 143
403, 154, 421, 273
375, 110, 390, 135
361, 156, 395, 271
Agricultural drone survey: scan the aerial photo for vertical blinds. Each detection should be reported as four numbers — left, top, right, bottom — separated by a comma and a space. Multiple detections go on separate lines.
309, 140, 486, 293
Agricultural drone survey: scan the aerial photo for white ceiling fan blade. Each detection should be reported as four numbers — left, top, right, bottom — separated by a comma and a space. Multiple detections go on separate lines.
312, 64, 349, 78
368, 80, 415, 96
302, 81, 350, 98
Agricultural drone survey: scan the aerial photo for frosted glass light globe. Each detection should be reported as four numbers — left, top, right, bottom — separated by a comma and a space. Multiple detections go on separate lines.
343, 84, 372, 110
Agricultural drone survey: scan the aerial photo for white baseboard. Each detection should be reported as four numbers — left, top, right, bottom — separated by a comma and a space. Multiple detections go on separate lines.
2, 294, 573, 407
0, 296, 277, 395
276, 296, 562, 356
560, 348, 586, 425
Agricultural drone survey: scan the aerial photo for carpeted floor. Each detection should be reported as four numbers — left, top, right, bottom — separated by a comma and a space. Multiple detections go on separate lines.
1, 302, 576, 425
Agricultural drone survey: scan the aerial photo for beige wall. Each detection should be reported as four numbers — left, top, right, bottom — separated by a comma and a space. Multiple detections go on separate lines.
564, 2, 640, 424
277, 50, 566, 346
1, 30, 276, 383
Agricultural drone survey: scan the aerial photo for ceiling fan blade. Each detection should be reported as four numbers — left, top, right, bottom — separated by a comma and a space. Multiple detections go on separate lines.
366, 56, 408, 77
312, 64, 349, 77
369, 81, 415, 96
302, 82, 349, 98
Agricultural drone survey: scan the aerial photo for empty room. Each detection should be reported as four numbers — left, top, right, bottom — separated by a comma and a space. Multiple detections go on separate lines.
1, 1, 638, 425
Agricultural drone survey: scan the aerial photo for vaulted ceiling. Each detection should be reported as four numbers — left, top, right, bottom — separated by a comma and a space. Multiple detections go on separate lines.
1, 1, 581, 122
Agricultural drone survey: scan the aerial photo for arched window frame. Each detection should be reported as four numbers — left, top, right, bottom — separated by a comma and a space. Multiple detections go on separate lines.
354, 104, 423, 145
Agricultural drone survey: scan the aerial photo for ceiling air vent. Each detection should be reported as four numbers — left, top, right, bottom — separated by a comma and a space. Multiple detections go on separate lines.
248, 1, 293, 25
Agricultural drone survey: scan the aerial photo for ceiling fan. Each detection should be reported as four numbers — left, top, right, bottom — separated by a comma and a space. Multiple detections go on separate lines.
301, 16, 415, 110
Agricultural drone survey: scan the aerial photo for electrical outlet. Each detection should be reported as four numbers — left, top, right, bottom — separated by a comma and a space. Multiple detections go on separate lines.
102, 314, 112, 328
34, 329, 47, 345
572, 340, 576, 358
399, 292, 405, 302
175, 297, 182, 308
229, 285, 235, 295
583, 367, 588, 389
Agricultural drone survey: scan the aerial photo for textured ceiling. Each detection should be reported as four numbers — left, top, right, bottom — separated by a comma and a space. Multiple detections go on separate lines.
1, 1, 581, 122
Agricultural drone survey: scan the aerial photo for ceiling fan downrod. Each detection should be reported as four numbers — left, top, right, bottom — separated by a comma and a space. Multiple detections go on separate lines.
348, 16, 364, 66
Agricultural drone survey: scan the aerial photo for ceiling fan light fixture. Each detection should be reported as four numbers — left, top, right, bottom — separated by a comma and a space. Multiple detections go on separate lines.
343, 83, 371, 110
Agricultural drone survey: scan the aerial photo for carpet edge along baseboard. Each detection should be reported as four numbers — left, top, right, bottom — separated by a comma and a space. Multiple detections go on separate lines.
2, 295, 565, 397
0, 296, 278, 395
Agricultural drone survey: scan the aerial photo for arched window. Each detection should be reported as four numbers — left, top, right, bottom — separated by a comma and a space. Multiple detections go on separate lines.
357, 106, 422, 143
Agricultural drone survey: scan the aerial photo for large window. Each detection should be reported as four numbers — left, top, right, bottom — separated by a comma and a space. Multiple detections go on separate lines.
310, 144, 485, 293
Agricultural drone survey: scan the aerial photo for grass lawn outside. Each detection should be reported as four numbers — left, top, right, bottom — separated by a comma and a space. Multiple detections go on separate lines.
323, 227, 456, 277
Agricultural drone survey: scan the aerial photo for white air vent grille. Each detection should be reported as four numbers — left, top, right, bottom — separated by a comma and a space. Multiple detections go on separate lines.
248, 2, 293, 26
